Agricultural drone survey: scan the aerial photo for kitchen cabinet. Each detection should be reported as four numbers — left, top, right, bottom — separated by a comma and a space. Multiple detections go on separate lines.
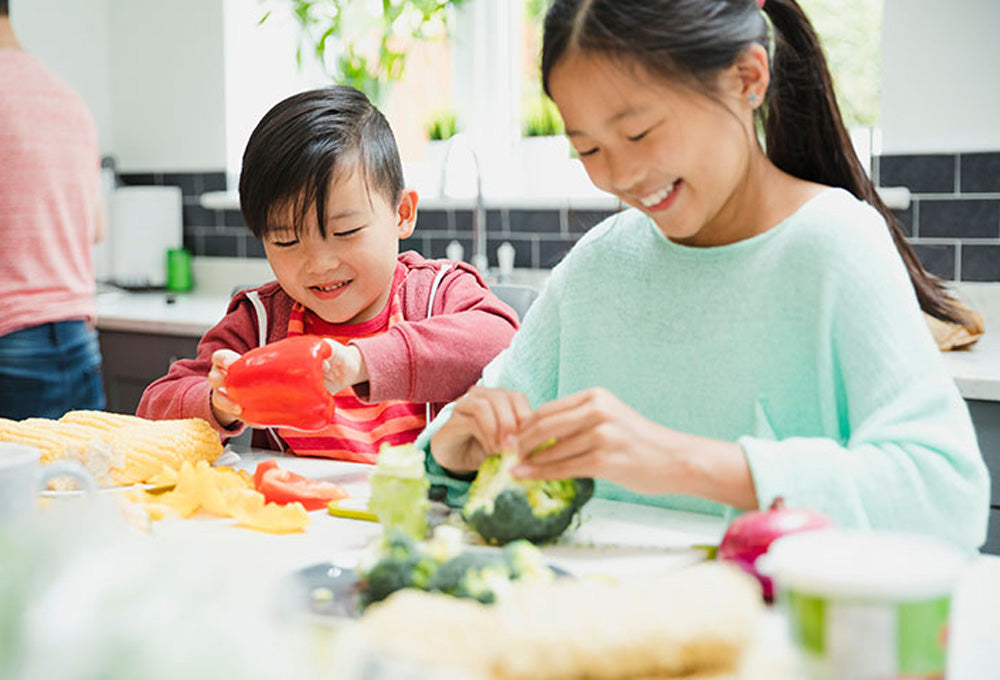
98, 329, 200, 414
969, 399, 1000, 555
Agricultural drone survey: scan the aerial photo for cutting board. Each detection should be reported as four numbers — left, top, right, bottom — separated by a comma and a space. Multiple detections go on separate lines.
109, 186, 183, 288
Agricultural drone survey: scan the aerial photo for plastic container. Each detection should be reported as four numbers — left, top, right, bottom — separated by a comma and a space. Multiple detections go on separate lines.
166, 248, 193, 292
759, 529, 969, 680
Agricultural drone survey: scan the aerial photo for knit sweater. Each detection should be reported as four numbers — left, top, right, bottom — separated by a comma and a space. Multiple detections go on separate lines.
421, 189, 990, 550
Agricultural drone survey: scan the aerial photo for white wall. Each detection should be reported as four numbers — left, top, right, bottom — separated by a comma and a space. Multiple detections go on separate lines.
108, 0, 226, 172
222, 0, 324, 182
10, 0, 114, 156
881, 0, 1000, 154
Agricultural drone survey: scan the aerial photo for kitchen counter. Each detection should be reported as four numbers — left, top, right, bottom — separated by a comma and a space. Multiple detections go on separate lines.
12, 449, 1000, 679
96, 290, 229, 336
96, 286, 1000, 401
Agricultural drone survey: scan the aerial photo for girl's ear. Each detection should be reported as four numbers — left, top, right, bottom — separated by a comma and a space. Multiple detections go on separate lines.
395, 188, 418, 239
725, 43, 770, 110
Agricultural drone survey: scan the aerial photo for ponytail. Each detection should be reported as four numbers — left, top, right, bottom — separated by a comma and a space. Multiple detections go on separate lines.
542, 0, 968, 325
762, 0, 966, 324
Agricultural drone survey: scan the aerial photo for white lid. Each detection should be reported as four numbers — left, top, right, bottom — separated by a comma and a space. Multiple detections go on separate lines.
758, 529, 970, 601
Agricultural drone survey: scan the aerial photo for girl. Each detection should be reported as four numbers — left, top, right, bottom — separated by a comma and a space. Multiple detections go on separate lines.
424, 0, 989, 549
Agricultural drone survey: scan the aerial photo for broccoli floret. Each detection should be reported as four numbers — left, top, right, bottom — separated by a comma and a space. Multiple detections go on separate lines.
427, 552, 513, 604
462, 455, 595, 545
358, 530, 438, 608
503, 540, 555, 582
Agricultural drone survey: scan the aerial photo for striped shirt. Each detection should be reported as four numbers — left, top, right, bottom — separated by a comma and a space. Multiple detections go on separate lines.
277, 264, 426, 463
0, 50, 99, 337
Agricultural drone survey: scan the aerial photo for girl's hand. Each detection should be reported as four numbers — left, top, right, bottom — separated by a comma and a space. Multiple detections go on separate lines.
321, 339, 368, 395
208, 349, 243, 428
430, 386, 534, 475
515, 387, 757, 508
513, 387, 676, 494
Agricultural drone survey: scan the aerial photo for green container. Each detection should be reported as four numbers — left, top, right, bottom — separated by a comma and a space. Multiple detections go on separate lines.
166, 248, 193, 292
761, 529, 967, 680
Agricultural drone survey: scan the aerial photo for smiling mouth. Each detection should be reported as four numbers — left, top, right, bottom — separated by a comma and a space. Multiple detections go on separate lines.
313, 282, 347, 291
638, 180, 680, 208
310, 280, 350, 296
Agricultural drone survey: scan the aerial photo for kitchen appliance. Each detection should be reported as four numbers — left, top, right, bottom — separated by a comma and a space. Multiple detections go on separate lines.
107, 185, 183, 288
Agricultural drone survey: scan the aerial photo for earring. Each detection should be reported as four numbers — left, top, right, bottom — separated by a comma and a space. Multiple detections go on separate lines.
748, 92, 760, 107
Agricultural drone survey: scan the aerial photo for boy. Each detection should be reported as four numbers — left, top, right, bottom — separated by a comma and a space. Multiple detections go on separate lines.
138, 86, 519, 462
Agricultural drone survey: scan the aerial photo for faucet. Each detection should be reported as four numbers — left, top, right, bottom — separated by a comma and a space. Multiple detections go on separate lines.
439, 133, 488, 273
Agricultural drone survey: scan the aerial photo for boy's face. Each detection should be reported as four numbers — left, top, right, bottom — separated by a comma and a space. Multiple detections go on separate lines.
263, 166, 417, 325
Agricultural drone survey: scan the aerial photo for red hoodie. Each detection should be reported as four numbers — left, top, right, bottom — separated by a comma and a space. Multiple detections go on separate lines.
137, 252, 519, 451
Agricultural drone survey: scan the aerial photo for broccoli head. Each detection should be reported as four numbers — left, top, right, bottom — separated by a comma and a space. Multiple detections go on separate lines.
462, 454, 594, 545
427, 552, 512, 604
358, 530, 438, 608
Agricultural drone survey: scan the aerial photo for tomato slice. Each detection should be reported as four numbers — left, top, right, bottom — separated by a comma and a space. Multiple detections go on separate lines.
252, 459, 348, 511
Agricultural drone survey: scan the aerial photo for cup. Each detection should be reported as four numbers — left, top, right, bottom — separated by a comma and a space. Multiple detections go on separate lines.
759, 529, 967, 680
166, 247, 193, 292
0, 443, 97, 522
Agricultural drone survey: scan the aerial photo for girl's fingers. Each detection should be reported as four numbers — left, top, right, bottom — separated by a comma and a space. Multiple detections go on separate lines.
522, 427, 593, 467
518, 403, 594, 459
515, 446, 595, 481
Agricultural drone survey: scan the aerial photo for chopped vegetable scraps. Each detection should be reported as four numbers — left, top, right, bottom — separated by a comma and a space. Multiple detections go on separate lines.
252, 459, 348, 511
131, 460, 310, 533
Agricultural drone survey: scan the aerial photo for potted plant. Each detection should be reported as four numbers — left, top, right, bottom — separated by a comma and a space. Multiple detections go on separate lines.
263, 0, 468, 105
423, 109, 460, 195
520, 96, 571, 194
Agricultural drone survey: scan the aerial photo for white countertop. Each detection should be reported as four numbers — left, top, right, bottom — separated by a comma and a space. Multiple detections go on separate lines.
13, 449, 1000, 679
96, 290, 230, 336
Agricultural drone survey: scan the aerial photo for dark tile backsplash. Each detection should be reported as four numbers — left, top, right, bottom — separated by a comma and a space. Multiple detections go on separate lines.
881, 152, 1000, 282
118, 157, 1000, 282
880, 154, 956, 193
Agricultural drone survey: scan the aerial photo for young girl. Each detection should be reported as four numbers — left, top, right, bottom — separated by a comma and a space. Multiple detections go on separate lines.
423, 0, 989, 549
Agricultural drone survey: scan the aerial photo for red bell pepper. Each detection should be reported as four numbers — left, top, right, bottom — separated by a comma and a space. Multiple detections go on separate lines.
252, 459, 348, 511
224, 335, 336, 431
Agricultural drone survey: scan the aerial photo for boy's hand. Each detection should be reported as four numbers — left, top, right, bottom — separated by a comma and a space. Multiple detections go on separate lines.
322, 339, 368, 394
208, 348, 243, 428
430, 386, 533, 475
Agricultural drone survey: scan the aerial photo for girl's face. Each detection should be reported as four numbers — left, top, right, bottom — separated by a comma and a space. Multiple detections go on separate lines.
548, 52, 758, 247
263, 166, 416, 324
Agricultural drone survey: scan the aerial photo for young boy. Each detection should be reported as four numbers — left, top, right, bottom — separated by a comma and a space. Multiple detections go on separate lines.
137, 86, 519, 462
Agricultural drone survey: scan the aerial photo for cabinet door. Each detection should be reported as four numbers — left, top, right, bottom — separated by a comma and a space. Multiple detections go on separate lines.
968, 400, 1000, 555
98, 330, 200, 415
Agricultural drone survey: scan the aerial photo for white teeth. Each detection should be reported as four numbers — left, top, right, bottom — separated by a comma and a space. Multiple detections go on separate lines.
316, 282, 346, 292
639, 182, 677, 207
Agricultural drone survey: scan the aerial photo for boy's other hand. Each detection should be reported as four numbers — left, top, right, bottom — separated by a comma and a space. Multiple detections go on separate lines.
322, 339, 368, 394
430, 386, 533, 475
208, 348, 243, 428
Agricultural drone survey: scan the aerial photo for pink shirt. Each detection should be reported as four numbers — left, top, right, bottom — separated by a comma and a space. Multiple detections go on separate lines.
0, 50, 99, 337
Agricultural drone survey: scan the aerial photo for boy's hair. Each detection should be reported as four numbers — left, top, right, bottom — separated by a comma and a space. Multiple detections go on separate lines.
541, 0, 966, 325
0, 1, 8, 17
239, 85, 404, 240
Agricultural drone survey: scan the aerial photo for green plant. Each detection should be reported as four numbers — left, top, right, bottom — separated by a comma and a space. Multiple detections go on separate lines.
262, 0, 469, 104
424, 109, 459, 141
522, 96, 565, 137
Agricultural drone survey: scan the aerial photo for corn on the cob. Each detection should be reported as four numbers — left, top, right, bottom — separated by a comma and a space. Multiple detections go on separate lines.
1, 412, 224, 487
109, 417, 224, 485
60, 410, 145, 432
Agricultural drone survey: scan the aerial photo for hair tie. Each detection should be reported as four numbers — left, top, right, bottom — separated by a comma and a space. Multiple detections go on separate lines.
757, 0, 766, 8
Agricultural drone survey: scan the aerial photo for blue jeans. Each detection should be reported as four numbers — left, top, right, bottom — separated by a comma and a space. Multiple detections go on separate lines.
0, 320, 106, 419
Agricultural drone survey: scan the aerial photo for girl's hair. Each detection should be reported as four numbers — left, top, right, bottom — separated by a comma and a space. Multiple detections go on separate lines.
239, 86, 404, 240
541, 0, 966, 324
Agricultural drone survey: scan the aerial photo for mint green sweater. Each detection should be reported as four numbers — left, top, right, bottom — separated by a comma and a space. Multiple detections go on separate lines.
420, 189, 989, 550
